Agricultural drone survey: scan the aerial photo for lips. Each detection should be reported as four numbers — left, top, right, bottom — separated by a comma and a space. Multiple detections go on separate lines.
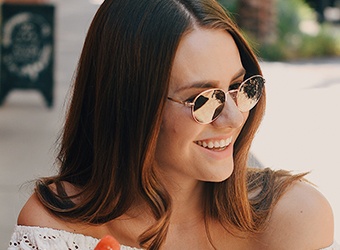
195, 137, 232, 150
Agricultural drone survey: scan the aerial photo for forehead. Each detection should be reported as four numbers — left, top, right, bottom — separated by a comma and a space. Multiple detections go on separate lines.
170, 28, 243, 92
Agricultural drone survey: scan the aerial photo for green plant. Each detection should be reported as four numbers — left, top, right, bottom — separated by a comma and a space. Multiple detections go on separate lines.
219, 0, 340, 61
217, 0, 237, 14
298, 26, 340, 57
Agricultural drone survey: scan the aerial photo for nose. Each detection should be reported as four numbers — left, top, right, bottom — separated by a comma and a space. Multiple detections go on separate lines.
212, 94, 245, 128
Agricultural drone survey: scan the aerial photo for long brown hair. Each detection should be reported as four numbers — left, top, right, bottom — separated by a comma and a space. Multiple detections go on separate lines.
36, 0, 305, 249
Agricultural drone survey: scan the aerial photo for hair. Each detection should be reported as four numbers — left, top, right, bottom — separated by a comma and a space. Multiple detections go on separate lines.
35, 0, 306, 249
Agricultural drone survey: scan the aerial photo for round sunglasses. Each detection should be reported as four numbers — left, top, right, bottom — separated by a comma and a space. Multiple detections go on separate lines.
167, 75, 265, 124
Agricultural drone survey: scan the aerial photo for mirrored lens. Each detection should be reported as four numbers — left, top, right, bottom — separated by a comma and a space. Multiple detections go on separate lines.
237, 76, 264, 112
193, 89, 225, 124
190, 76, 264, 124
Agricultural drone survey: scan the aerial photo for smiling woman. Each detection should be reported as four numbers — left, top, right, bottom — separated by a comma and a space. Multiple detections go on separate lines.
7, 0, 338, 249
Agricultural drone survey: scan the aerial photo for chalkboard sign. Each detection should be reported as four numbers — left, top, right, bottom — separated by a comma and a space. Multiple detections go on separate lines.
0, 3, 55, 107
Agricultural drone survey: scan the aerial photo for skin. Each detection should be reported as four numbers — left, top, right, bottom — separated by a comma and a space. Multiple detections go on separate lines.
255, 181, 334, 250
156, 27, 247, 190
17, 28, 334, 249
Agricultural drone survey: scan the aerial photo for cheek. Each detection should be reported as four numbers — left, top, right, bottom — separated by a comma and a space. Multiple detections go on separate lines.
235, 112, 249, 137
157, 111, 181, 152
157, 106, 199, 156
160, 110, 180, 137
159, 115, 188, 144
155, 117, 185, 168
160, 104, 193, 138
242, 112, 249, 124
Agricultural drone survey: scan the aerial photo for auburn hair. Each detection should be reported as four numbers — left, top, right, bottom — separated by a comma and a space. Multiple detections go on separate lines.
35, 0, 305, 249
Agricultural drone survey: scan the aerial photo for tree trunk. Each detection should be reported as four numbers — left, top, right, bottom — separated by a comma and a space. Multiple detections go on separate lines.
236, 0, 277, 45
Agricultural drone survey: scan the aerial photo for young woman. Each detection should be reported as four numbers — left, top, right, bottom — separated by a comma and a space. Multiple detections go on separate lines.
8, 0, 337, 249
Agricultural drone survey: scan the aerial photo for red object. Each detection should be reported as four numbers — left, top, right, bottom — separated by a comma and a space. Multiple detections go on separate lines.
94, 235, 120, 250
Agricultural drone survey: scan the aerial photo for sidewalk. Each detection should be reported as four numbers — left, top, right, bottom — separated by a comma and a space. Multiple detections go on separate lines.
0, 0, 100, 247
0, 0, 339, 248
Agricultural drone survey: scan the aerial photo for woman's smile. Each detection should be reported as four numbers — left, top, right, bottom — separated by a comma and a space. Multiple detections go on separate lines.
194, 136, 232, 151
193, 136, 234, 161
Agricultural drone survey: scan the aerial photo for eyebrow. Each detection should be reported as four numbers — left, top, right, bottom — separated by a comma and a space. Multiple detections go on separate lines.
232, 68, 246, 81
174, 68, 246, 93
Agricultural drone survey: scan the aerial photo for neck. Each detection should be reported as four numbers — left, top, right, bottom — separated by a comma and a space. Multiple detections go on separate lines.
105, 177, 208, 247
121, 168, 207, 226
160, 175, 206, 225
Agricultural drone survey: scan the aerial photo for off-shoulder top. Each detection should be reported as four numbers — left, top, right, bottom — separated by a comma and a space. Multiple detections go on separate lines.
8, 225, 340, 249
8, 225, 142, 250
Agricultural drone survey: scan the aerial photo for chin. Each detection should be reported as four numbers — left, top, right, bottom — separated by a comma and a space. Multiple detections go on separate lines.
204, 163, 234, 183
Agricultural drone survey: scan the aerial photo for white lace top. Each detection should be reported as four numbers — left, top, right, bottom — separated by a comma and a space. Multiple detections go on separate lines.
8, 225, 142, 250
8, 225, 340, 250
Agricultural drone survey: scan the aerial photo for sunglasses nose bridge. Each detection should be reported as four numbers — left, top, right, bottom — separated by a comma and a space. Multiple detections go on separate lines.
225, 92, 240, 112
227, 90, 238, 104
212, 91, 244, 127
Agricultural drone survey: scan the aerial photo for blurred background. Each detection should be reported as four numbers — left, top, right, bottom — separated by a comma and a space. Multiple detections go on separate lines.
0, 0, 339, 248
219, 0, 340, 60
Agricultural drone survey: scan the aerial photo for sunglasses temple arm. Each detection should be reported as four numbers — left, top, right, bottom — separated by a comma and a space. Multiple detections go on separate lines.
167, 97, 194, 107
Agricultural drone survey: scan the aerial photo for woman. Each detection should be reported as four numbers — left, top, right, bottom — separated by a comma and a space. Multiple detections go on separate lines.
8, 0, 337, 249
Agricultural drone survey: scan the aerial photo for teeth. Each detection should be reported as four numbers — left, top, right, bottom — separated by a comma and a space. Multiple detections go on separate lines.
195, 137, 232, 149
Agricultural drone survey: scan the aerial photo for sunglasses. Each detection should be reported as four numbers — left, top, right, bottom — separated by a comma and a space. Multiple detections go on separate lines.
167, 75, 265, 124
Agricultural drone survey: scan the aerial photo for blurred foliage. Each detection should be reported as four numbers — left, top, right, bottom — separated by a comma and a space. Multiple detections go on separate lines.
218, 0, 340, 61
218, 0, 237, 13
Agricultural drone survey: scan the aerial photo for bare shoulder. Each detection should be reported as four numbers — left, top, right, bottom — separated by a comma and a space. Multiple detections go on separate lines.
17, 182, 80, 230
17, 192, 64, 229
256, 180, 334, 250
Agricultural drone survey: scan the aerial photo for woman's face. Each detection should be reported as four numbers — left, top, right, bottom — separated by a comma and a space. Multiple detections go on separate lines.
155, 28, 248, 184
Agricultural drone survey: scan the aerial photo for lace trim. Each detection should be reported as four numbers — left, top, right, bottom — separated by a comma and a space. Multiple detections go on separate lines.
8, 224, 338, 250
8, 225, 142, 250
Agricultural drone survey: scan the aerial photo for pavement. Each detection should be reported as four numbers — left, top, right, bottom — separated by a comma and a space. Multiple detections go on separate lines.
0, 0, 339, 248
